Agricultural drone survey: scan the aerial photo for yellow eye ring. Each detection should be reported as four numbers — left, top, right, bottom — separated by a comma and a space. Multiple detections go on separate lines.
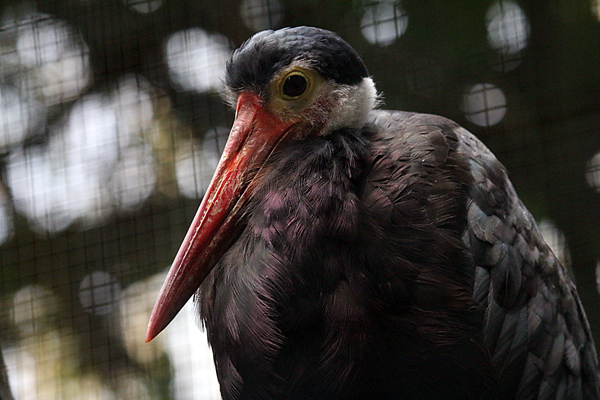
280, 71, 310, 100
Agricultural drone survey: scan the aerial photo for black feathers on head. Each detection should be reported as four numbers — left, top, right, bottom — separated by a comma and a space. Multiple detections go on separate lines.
224, 27, 369, 95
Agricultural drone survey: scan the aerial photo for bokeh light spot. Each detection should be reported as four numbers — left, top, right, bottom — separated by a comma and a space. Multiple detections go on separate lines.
111, 144, 156, 211
593, 0, 600, 22
12, 285, 58, 336
486, 1, 530, 56
79, 271, 122, 316
176, 126, 229, 199
240, 0, 284, 32
361, 0, 408, 47
165, 295, 220, 399
7, 146, 78, 234
462, 83, 507, 127
538, 219, 572, 269
14, 13, 91, 105
0, 85, 44, 151
586, 151, 600, 192
0, 188, 13, 245
123, 0, 163, 14
166, 28, 231, 93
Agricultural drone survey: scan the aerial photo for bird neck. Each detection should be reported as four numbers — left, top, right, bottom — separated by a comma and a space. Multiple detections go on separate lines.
249, 128, 370, 253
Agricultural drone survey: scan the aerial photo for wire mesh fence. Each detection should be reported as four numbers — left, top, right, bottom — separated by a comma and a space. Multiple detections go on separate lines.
0, 0, 599, 399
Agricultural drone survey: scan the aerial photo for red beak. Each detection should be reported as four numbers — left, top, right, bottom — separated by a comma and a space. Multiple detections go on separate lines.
146, 92, 296, 342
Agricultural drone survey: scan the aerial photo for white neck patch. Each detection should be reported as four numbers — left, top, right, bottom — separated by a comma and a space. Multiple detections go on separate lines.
322, 77, 379, 133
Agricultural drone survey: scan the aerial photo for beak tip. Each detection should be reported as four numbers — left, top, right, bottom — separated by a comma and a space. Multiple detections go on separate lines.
145, 297, 173, 343
145, 324, 156, 343
145, 317, 161, 343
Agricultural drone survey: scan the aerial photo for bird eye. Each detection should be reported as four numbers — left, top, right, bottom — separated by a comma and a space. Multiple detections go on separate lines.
282, 73, 308, 99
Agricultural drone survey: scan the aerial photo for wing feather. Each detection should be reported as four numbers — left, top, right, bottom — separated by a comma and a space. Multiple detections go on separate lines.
370, 110, 599, 398
454, 123, 600, 399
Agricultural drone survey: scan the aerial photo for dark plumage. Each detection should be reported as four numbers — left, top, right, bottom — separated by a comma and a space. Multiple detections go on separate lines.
148, 26, 600, 399
224, 27, 368, 94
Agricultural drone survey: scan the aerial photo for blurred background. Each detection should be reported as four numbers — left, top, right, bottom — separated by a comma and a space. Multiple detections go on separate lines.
0, 0, 599, 398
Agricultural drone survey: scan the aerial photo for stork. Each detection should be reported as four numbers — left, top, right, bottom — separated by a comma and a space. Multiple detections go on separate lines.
147, 26, 600, 399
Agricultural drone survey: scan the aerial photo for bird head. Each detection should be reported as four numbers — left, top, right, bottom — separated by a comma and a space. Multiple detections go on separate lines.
146, 26, 377, 342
